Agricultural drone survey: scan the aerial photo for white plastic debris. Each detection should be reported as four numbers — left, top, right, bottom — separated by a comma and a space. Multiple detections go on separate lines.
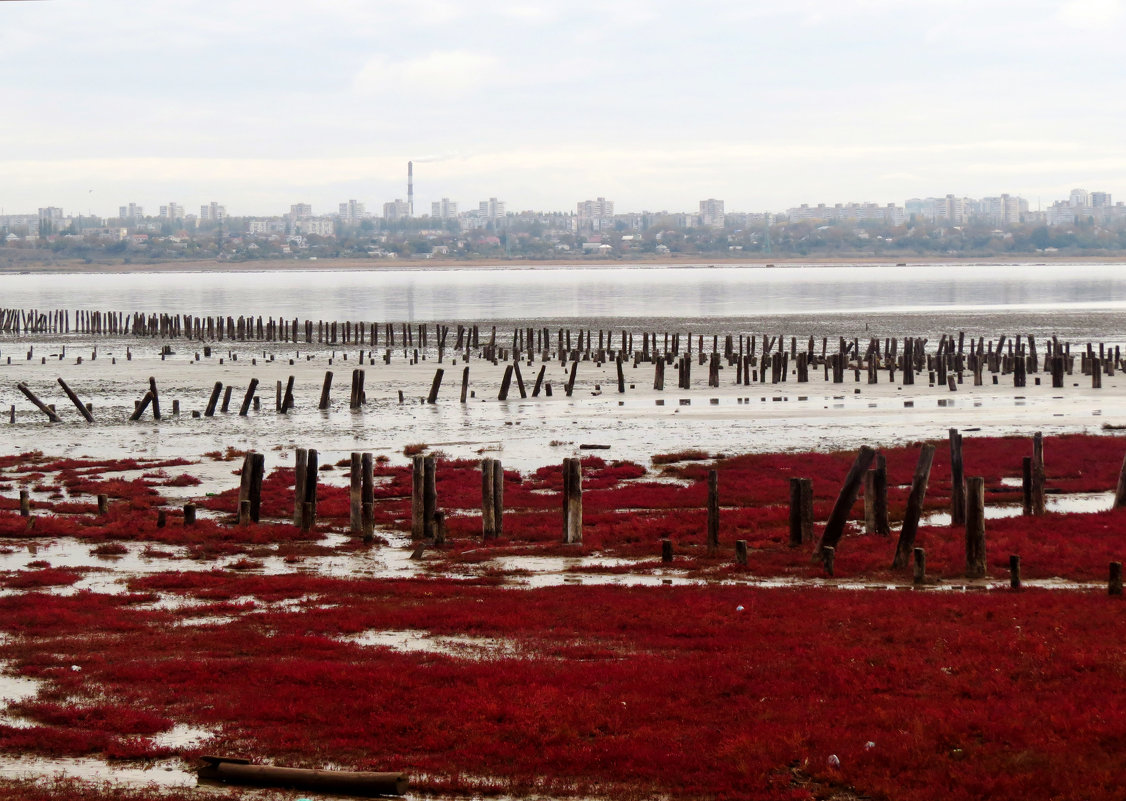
865, 741, 876, 750
735, 605, 744, 612
827, 754, 840, 767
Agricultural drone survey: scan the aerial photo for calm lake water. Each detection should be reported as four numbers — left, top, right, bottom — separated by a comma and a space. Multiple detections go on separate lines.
5, 262, 1126, 324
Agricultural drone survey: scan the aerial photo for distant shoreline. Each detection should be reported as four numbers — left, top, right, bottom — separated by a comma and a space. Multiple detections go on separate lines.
3, 253, 1126, 275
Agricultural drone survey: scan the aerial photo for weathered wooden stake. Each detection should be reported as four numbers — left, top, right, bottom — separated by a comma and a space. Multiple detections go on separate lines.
892, 444, 936, 569
822, 545, 835, 576
183, 503, 196, 526
482, 459, 496, 540
661, 538, 673, 562
562, 457, 583, 544
913, 547, 926, 585
706, 469, 719, 555
319, 371, 333, 410
1110, 562, 1123, 596
239, 379, 259, 416
1010, 554, 1021, 590
964, 476, 986, 578
873, 452, 890, 536
411, 455, 425, 540
817, 446, 877, 557
949, 428, 965, 525
205, 382, 223, 417
57, 377, 94, 422
423, 456, 437, 540
350, 452, 362, 535
788, 477, 813, 546
19, 490, 30, 517
734, 539, 748, 565
97, 494, 108, 515
17, 383, 61, 422
148, 377, 161, 420
1031, 432, 1046, 516
427, 369, 444, 404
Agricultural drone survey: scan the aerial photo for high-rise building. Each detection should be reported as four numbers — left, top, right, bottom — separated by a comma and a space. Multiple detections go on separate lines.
1069, 188, 1091, 208
338, 200, 366, 222
159, 203, 184, 220
699, 198, 725, 228
118, 203, 144, 221
479, 198, 505, 221
431, 198, 458, 220
577, 197, 614, 231
200, 202, 227, 222
383, 199, 410, 221
289, 203, 313, 219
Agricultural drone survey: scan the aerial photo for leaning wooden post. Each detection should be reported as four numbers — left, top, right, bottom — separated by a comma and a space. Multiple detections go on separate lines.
481, 459, 496, 540
949, 428, 965, 525
788, 477, 813, 546
411, 455, 425, 540
423, 456, 437, 539
964, 476, 986, 578
239, 378, 259, 416
1031, 432, 1046, 516
427, 369, 444, 404
562, 457, 583, 544
349, 452, 362, 535
204, 382, 223, 417
293, 448, 308, 526
57, 377, 94, 422
892, 443, 936, 569
706, 470, 720, 555
17, 383, 61, 423
816, 446, 877, 557
319, 371, 333, 410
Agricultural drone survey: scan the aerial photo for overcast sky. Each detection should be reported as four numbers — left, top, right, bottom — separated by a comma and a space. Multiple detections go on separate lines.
2, 0, 1124, 217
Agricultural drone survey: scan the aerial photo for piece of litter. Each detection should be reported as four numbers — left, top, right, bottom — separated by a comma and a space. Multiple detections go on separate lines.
827, 754, 840, 767
865, 741, 876, 750
736, 605, 744, 612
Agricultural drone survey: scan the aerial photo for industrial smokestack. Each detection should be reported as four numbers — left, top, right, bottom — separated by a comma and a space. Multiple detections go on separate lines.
407, 161, 414, 217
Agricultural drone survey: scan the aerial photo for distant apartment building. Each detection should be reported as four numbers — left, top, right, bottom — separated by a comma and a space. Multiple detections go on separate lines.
159, 203, 185, 220
247, 219, 288, 235
200, 202, 227, 222
979, 194, 1027, 226
383, 199, 410, 222
1046, 188, 1120, 225
480, 198, 505, 222
338, 199, 366, 222
577, 197, 614, 231
290, 203, 313, 219
787, 202, 904, 226
699, 199, 725, 228
118, 203, 144, 221
292, 217, 335, 237
431, 198, 458, 220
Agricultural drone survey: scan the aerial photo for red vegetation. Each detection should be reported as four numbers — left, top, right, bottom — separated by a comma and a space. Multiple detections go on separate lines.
0, 580, 1125, 801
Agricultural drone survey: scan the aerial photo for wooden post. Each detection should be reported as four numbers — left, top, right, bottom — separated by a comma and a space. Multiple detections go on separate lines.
460, 366, 470, 403
361, 453, 374, 542
130, 391, 154, 421
949, 428, 965, 526
1114, 450, 1126, 508
892, 444, 936, 569
1010, 554, 1021, 590
873, 452, 890, 536
817, 446, 877, 556
565, 361, 578, 397
562, 457, 583, 544
319, 371, 333, 410
492, 459, 504, 539
300, 449, 318, 530
148, 376, 161, 420
706, 469, 719, 555
788, 477, 813, 546
239, 499, 251, 525
205, 382, 223, 417
57, 377, 94, 422
17, 383, 61, 422
965, 476, 986, 578
350, 452, 362, 535
481, 459, 496, 540
19, 490, 30, 517
498, 365, 513, 400
661, 538, 672, 562
913, 547, 926, 585
184, 503, 196, 526
239, 378, 259, 416
1110, 562, 1123, 596
822, 545, 835, 576
1031, 432, 1046, 516
293, 448, 307, 526
427, 369, 444, 404
411, 456, 425, 540
863, 469, 877, 534
423, 456, 437, 539
734, 539, 747, 565
97, 494, 109, 515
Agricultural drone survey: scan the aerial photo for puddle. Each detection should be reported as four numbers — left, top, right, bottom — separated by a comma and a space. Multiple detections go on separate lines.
920, 491, 1114, 527
344, 630, 523, 659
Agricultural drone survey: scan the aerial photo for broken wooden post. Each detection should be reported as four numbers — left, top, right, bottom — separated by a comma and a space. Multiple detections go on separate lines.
949, 428, 965, 526
319, 371, 333, 410
562, 457, 583, 543
822, 545, 835, 576
734, 539, 748, 565
1010, 554, 1021, 590
97, 494, 109, 515
817, 446, 877, 557
56, 377, 94, 422
481, 459, 496, 540
913, 547, 926, 585
301, 449, 318, 530
184, 503, 196, 526
196, 756, 408, 797
788, 477, 813, 547
892, 443, 936, 569
361, 453, 374, 542
18, 383, 61, 422
280, 375, 295, 413
965, 476, 986, 578
293, 448, 307, 526
706, 469, 719, 555
1110, 562, 1123, 596
19, 490, 30, 517
130, 391, 154, 421
433, 511, 446, 546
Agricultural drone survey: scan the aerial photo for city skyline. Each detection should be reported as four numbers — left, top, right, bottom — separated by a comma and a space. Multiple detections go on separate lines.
1, 1, 1124, 214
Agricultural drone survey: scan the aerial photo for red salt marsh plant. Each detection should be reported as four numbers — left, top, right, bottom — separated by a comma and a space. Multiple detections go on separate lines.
2, 579, 1126, 801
